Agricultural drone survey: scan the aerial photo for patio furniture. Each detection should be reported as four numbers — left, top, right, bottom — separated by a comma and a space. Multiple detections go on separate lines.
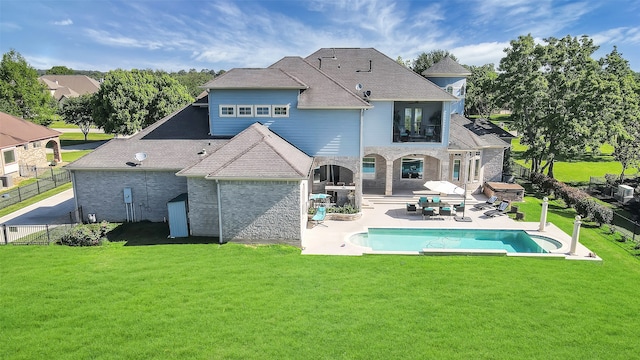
484, 200, 510, 217
422, 207, 435, 219
455, 203, 465, 213
432, 196, 440, 203
419, 197, 428, 207
312, 206, 327, 226
440, 206, 452, 216
406, 203, 417, 213
474, 195, 498, 210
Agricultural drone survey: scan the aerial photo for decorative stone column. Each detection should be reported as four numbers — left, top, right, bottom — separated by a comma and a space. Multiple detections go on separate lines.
570, 215, 582, 255
538, 197, 549, 231
385, 160, 393, 196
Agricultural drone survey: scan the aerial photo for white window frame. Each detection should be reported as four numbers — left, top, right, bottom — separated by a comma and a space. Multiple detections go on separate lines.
362, 157, 376, 179
237, 105, 253, 117
3, 149, 16, 164
452, 159, 461, 181
255, 105, 271, 117
219, 105, 236, 117
272, 105, 289, 117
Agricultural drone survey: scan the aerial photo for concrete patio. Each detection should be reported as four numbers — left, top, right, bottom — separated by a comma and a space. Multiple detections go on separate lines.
302, 193, 600, 261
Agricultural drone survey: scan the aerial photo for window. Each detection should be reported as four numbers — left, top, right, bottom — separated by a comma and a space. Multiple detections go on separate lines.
460, 85, 465, 96
273, 105, 289, 117
219, 105, 236, 117
33, 141, 41, 148
452, 159, 461, 181
474, 158, 480, 181
446, 86, 453, 94
3, 149, 16, 164
401, 158, 423, 179
362, 157, 376, 178
255, 105, 271, 117
237, 105, 253, 117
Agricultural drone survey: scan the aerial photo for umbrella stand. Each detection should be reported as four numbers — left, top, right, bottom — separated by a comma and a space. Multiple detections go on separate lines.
454, 183, 472, 222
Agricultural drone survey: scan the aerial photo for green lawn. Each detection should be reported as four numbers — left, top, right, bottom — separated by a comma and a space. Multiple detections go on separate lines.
511, 138, 637, 184
47, 150, 93, 163
2, 197, 640, 359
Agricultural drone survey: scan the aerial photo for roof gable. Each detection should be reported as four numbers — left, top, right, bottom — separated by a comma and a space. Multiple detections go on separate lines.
178, 123, 312, 179
0, 112, 60, 148
305, 48, 457, 102
423, 57, 471, 77
39, 75, 100, 99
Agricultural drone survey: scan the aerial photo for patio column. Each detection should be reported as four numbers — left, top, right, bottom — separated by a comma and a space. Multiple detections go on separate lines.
538, 197, 549, 231
385, 160, 393, 196
570, 215, 581, 255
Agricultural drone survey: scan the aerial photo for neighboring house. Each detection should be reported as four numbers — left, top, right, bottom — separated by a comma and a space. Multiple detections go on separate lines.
66, 48, 510, 245
39, 75, 101, 104
0, 112, 62, 186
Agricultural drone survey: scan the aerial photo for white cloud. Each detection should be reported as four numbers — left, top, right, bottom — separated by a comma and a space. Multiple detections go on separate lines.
451, 41, 511, 67
53, 19, 73, 26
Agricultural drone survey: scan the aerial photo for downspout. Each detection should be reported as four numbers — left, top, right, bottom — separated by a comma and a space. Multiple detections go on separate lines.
216, 179, 223, 244
358, 108, 364, 208
70, 171, 80, 223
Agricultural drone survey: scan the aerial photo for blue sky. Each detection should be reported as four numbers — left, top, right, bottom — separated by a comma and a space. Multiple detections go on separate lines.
1, 0, 639, 72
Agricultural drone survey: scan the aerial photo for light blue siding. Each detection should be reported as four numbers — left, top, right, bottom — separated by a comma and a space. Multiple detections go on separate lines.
209, 89, 361, 156
426, 77, 466, 114
363, 100, 449, 148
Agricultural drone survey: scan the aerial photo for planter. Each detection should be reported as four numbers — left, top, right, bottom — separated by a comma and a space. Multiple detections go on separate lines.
307, 212, 362, 221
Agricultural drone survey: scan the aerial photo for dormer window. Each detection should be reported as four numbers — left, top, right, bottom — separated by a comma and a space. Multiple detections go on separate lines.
446, 86, 453, 94
460, 85, 465, 96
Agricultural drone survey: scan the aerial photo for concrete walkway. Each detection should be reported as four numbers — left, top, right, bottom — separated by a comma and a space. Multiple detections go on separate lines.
0, 189, 75, 225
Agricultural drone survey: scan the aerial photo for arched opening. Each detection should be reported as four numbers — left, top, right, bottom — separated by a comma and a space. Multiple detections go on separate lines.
311, 163, 355, 206
45, 138, 62, 163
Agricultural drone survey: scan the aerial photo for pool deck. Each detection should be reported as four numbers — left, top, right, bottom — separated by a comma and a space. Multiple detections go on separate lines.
302, 193, 601, 261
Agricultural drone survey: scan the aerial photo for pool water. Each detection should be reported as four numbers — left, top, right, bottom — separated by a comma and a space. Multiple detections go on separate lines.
350, 228, 558, 253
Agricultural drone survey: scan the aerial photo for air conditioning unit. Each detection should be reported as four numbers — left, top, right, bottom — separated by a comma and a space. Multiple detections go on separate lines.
615, 184, 634, 204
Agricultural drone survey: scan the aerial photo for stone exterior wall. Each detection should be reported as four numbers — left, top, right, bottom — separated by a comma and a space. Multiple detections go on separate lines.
72, 170, 187, 223
482, 148, 505, 182
186, 177, 219, 237
16, 144, 49, 168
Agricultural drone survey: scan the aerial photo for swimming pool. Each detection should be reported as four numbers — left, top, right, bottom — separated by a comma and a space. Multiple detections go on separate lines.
348, 228, 562, 254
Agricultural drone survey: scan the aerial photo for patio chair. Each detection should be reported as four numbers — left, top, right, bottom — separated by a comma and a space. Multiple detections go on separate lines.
454, 203, 465, 213
312, 206, 327, 226
419, 197, 428, 207
440, 206, 452, 216
473, 195, 498, 210
432, 196, 440, 203
406, 203, 417, 213
422, 207, 435, 219
484, 200, 510, 217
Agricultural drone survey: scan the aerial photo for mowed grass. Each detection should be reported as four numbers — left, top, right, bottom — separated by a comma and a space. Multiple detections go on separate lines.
511, 138, 637, 184
47, 150, 93, 163
2, 201, 640, 359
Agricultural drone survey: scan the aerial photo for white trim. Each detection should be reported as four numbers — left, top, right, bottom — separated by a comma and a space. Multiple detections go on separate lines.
219, 105, 236, 117
237, 105, 253, 117
255, 105, 271, 117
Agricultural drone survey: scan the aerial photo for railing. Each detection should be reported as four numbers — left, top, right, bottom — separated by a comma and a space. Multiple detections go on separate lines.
0, 223, 76, 245
0, 169, 71, 209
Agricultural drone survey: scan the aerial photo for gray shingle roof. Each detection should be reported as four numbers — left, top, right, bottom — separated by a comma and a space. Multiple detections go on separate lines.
448, 114, 509, 150
269, 57, 371, 109
39, 75, 100, 100
423, 57, 471, 77
65, 102, 228, 171
178, 122, 312, 180
201, 68, 308, 89
305, 48, 458, 102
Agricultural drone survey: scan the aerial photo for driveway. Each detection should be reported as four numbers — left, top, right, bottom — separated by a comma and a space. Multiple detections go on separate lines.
0, 189, 75, 225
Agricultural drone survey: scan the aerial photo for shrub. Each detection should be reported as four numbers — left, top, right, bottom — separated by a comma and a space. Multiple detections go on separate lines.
58, 224, 105, 246
593, 205, 613, 226
326, 205, 359, 214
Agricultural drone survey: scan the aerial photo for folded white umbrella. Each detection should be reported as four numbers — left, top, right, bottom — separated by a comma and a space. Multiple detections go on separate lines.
423, 180, 465, 195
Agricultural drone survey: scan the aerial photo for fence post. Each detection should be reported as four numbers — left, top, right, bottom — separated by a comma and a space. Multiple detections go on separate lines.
2, 224, 7, 245
634, 221, 638, 243
36, 178, 41, 194
46, 224, 51, 245
52, 168, 57, 187
17, 187, 22, 202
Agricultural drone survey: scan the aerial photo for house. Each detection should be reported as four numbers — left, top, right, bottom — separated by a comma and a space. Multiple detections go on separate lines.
66, 48, 510, 244
39, 75, 101, 104
0, 112, 62, 187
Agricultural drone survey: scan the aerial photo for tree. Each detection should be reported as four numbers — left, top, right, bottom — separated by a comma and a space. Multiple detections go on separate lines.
464, 63, 498, 118
46, 66, 74, 75
395, 56, 410, 68
412, 50, 458, 75
0, 49, 58, 125
93, 69, 193, 135
169, 69, 216, 98
59, 94, 94, 141
498, 34, 603, 178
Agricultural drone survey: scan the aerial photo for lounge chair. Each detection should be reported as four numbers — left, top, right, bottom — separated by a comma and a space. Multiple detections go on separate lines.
422, 207, 435, 219
406, 203, 417, 213
473, 195, 498, 210
312, 206, 327, 226
484, 200, 510, 217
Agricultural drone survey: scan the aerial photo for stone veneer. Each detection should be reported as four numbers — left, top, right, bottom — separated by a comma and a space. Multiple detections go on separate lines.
481, 148, 505, 182
72, 170, 187, 222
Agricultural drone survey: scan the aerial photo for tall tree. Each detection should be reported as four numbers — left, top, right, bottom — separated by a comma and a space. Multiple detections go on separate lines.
412, 50, 458, 75
498, 34, 604, 178
59, 94, 94, 141
0, 50, 57, 125
92, 69, 193, 135
46, 66, 74, 75
464, 63, 498, 118
170, 69, 216, 98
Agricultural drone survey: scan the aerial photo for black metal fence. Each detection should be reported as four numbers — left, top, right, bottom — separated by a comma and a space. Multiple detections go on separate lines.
0, 223, 75, 245
613, 212, 640, 242
0, 168, 71, 210
511, 163, 531, 181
